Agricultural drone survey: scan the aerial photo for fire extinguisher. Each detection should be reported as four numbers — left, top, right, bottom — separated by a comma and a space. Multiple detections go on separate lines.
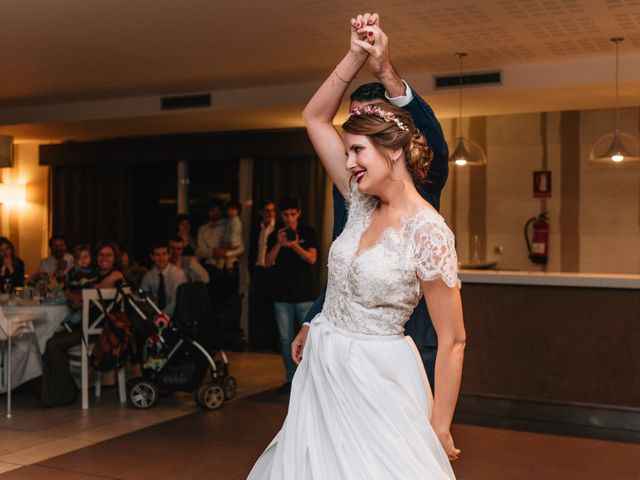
525, 212, 549, 265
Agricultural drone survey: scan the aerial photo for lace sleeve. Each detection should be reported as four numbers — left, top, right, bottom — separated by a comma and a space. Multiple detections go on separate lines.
413, 218, 460, 288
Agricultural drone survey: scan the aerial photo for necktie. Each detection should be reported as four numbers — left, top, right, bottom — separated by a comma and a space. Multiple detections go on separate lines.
158, 272, 167, 310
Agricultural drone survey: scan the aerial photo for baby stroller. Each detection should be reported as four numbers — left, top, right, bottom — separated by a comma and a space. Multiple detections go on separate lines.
123, 283, 237, 410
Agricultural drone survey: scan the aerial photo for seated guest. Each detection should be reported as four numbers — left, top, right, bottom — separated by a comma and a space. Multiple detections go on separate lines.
40, 240, 123, 407
67, 245, 98, 289
119, 244, 147, 289
61, 244, 98, 329
0, 237, 25, 288
141, 241, 187, 317
177, 214, 197, 257
37, 234, 74, 283
94, 240, 124, 286
168, 236, 209, 284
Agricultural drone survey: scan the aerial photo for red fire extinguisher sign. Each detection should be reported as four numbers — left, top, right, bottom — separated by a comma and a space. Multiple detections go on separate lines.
533, 171, 552, 198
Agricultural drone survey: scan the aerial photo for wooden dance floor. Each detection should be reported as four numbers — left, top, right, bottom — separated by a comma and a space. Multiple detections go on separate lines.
1, 386, 639, 480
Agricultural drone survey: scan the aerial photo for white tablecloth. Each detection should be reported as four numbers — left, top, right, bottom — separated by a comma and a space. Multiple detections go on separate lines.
1, 304, 70, 393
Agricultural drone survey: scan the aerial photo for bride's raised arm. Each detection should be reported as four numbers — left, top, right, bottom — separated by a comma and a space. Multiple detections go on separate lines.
302, 13, 377, 197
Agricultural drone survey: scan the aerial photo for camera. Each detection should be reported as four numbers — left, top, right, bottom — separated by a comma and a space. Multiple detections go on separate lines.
285, 228, 297, 242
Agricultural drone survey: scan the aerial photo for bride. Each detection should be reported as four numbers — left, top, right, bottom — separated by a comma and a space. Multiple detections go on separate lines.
248, 13, 465, 480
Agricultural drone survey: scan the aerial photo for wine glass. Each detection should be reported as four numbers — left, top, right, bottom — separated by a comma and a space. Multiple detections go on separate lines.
2, 277, 12, 296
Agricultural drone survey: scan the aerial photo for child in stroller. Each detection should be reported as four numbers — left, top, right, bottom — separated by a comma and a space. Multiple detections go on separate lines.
124, 282, 237, 410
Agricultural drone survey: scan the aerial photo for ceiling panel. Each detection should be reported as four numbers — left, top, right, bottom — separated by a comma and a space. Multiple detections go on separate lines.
1, 0, 640, 107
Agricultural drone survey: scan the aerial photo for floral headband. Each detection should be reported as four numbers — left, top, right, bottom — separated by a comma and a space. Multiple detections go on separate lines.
349, 104, 408, 131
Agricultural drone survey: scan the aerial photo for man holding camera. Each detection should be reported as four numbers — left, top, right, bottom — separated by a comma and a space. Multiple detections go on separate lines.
266, 197, 318, 395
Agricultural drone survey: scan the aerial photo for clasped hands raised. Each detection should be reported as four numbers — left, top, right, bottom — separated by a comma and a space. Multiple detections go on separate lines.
349, 12, 392, 79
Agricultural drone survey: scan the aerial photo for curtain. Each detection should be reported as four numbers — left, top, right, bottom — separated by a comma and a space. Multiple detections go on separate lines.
251, 156, 328, 289
51, 164, 134, 251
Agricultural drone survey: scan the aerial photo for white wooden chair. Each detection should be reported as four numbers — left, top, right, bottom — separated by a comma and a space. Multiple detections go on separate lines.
68, 288, 127, 409
0, 306, 46, 418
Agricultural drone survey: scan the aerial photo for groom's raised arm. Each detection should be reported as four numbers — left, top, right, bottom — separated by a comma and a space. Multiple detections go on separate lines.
389, 84, 449, 210
399, 87, 449, 203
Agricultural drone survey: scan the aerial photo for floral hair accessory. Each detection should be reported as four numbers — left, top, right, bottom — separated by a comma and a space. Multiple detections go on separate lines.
349, 104, 408, 131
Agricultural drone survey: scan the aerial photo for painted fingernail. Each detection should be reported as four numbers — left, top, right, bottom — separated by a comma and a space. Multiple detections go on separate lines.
368, 19, 374, 25
368, 31, 373, 36
356, 22, 361, 27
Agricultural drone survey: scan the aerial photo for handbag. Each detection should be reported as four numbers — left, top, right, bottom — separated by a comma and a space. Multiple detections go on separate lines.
90, 287, 134, 372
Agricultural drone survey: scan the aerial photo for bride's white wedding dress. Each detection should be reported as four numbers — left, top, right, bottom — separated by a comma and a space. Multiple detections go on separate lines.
248, 185, 460, 480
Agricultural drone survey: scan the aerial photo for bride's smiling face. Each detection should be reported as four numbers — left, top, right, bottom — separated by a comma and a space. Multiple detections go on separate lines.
344, 132, 396, 195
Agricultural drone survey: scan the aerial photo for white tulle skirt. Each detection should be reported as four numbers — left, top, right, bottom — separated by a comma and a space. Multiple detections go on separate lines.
248, 316, 456, 480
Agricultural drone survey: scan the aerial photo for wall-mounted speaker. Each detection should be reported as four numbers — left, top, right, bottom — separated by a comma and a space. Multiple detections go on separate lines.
0, 135, 14, 168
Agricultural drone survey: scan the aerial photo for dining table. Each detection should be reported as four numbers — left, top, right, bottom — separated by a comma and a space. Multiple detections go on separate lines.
0, 300, 70, 393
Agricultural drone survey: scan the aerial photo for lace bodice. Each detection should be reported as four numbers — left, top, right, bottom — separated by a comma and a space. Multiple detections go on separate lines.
322, 185, 460, 336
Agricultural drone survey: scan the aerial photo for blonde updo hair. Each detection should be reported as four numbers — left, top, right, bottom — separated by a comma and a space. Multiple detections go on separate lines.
342, 103, 432, 184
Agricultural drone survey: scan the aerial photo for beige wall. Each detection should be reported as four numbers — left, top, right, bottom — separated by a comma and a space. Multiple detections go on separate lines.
3, 105, 640, 277
0, 143, 49, 276
442, 106, 640, 274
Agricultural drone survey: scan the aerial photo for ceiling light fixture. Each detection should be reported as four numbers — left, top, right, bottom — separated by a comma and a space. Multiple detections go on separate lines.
589, 37, 640, 164
449, 52, 487, 167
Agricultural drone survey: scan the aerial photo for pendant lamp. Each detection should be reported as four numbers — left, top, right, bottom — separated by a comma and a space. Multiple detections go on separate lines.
449, 52, 486, 167
589, 38, 640, 163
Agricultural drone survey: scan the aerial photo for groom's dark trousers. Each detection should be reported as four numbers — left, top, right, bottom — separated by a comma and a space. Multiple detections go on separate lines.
304, 86, 449, 393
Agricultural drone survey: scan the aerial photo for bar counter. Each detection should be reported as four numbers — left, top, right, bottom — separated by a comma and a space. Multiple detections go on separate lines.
459, 269, 640, 290
455, 269, 640, 424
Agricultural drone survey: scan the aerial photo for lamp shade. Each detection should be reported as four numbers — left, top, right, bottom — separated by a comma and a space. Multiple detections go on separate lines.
448, 136, 487, 166
449, 52, 487, 167
589, 130, 640, 163
0, 183, 26, 205
589, 37, 640, 164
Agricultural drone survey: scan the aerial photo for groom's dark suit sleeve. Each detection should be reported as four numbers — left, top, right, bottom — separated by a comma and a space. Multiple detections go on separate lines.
402, 86, 449, 212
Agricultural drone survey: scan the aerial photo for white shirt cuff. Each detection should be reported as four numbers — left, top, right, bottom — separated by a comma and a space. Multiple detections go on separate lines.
385, 80, 414, 107
302, 322, 312, 328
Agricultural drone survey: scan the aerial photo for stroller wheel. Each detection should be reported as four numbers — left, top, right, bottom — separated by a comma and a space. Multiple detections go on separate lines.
196, 383, 225, 410
222, 376, 237, 400
129, 380, 158, 409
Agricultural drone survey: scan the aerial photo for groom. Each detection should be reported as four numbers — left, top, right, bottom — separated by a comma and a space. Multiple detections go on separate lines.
296, 19, 449, 392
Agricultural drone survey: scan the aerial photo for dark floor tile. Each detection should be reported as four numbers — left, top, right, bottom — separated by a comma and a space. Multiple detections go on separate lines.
3, 387, 639, 480
37, 397, 285, 480
0, 465, 115, 479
